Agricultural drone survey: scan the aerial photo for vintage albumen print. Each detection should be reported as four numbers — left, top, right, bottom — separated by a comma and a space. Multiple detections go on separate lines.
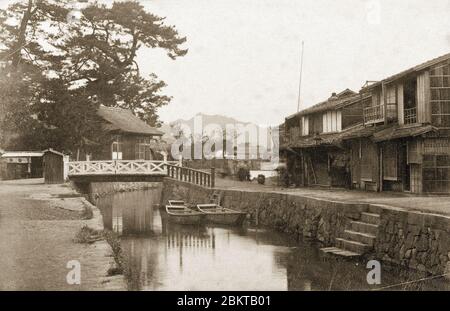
1, 0, 450, 292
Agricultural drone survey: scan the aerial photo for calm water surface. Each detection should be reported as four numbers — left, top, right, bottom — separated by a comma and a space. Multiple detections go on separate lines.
97, 189, 450, 291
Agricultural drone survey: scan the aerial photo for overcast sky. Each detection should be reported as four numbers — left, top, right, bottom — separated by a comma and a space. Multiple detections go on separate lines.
2, 0, 450, 126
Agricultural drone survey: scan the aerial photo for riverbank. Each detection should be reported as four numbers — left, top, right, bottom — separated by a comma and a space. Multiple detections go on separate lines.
215, 178, 450, 216
0, 178, 125, 290
162, 178, 450, 278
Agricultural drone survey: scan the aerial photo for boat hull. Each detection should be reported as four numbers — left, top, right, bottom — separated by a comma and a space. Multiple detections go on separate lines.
165, 204, 205, 225
204, 212, 246, 226
167, 213, 204, 225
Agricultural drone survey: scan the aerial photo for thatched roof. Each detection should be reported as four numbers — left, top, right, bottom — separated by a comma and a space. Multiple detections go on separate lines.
97, 105, 163, 136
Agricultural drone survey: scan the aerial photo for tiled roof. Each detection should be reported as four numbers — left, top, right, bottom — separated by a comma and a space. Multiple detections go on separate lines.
372, 124, 438, 142
97, 105, 163, 136
284, 123, 438, 149
286, 89, 368, 120
341, 124, 391, 140
341, 123, 438, 142
42, 148, 65, 156
286, 124, 365, 149
364, 52, 450, 90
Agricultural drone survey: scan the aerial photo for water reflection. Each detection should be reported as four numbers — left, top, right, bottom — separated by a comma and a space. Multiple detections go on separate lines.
98, 189, 450, 291
97, 190, 159, 234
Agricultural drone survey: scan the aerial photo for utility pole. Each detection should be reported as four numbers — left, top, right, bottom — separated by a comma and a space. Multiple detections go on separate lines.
297, 41, 305, 112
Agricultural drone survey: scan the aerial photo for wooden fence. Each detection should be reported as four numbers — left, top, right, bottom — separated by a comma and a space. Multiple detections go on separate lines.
166, 164, 215, 188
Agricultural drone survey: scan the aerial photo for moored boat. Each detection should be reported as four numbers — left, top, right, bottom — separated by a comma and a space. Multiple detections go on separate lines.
165, 204, 205, 225
168, 200, 186, 206
196, 204, 246, 226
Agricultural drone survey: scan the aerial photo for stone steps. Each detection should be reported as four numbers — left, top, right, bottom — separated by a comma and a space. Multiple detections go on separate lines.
320, 208, 380, 258
350, 220, 378, 235
319, 247, 361, 258
360, 212, 380, 225
367, 205, 382, 214
343, 229, 376, 246
335, 238, 371, 254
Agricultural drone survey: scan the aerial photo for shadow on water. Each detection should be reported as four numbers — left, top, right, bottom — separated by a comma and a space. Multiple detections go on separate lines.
97, 189, 450, 291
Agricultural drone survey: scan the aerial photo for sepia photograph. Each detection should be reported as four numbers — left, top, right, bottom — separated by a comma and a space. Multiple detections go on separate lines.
1, 0, 450, 303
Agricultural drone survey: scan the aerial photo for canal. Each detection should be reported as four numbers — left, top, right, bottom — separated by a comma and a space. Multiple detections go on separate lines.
96, 189, 450, 291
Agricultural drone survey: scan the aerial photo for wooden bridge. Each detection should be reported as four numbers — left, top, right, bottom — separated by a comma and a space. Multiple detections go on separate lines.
67, 160, 215, 188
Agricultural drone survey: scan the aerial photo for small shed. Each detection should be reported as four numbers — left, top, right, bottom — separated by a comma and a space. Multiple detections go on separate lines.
0, 151, 44, 180
43, 149, 65, 184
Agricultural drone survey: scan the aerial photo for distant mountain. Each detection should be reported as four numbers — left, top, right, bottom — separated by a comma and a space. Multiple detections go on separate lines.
170, 113, 251, 129
157, 122, 176, 144
157, 113, 272, 147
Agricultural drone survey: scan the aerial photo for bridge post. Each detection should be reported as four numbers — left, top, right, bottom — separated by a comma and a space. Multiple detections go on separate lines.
211, 167, 215, 188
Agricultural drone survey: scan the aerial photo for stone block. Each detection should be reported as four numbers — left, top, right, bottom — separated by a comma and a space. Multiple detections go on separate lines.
405, 249, 412, 259
407, 213, 424, 226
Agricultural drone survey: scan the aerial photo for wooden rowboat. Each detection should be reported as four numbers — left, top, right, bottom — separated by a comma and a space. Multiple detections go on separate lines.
168, 200, 186, 206
196, 204, 246, 226
165, 204, 204, 225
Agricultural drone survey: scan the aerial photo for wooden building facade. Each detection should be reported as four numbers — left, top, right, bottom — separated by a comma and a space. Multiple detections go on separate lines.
283, 52, 450, 194
284, 89, 365, 188
85, 105, 166, 161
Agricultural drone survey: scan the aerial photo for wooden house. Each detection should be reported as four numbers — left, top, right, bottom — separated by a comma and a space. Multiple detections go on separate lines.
343, 53, 450, 194
86, 105, 165, 161
283, 89, 366, 188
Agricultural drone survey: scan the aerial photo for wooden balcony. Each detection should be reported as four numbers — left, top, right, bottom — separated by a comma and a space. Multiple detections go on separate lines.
364, 105, 385, 124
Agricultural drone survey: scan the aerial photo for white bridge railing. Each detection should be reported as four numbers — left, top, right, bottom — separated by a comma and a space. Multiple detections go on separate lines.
68, 160, 181, 176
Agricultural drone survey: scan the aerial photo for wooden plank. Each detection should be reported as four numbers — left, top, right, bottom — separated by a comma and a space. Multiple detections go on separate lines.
397, 83, 404, 124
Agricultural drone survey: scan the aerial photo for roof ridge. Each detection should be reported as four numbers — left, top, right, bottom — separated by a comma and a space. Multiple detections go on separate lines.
97, 105, 163, 136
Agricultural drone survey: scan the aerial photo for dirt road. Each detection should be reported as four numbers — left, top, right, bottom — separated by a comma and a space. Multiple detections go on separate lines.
0, 178, 124, 290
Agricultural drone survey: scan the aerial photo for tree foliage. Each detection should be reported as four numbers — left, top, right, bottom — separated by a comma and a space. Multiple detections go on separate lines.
0, 0, 187, 153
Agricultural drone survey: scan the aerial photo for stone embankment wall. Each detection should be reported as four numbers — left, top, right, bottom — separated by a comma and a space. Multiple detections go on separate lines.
162, 178, 450, 276
375, 207, 450, 275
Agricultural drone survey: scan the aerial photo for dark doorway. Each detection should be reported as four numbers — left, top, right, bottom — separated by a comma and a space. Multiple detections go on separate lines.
401, 142, 410, 191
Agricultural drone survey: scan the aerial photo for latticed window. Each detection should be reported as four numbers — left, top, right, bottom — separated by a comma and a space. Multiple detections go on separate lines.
386, 86, 396, 105
360, 139, 375, 181
422, 138, 450, 193
135, 137, 155, 160
382, 142, 398, 180
322, 110, 341, 133
407, 140, 422, 164
385, 85, 398, 121
430, 62, 450, 127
